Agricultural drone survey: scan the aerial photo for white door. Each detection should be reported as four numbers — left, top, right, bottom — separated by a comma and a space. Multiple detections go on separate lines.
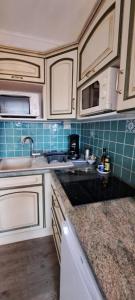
0, 186, 43, 232
46, 50, 77, 119
117, 0, 135, 111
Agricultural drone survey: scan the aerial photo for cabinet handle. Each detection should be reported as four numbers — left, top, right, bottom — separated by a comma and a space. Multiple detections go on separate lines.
72, 98, 76, 110
86, 68, 95, 78
11, 75, 24, 80
116, 70, 123, 94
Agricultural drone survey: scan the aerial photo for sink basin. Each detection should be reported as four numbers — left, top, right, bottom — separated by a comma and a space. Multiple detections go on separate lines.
0, 155, 73, 173
0, 157, 33, 171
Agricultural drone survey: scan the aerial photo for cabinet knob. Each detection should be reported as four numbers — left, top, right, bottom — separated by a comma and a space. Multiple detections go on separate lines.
85, 68, 95, 78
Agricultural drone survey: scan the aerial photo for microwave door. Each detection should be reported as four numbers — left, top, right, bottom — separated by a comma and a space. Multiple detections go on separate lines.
0, 95, 31, 117
80, 81, 101, 116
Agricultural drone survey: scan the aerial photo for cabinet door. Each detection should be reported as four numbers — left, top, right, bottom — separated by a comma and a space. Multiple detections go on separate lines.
0, 186, 43, 232
117, 0, 135, 111
78, 0, 122, 86
46, 50, 77, 119
0, 52, 44, 83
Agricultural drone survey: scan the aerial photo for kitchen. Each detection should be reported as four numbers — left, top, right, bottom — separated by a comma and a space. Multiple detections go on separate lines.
0, 0, 135, 299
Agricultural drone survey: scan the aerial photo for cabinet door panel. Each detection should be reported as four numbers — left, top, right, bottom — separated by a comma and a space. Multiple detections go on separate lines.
0, 186, 43, 232
0, 52, 44, 83
46, 50, 77, 119
81, 9, 114, 78
117, 0, 135, 110
50, 59, 73, 114
78, 0, 122, 86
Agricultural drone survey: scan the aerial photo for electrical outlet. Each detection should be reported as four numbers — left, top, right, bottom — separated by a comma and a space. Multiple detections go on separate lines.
64, 121, 71, 129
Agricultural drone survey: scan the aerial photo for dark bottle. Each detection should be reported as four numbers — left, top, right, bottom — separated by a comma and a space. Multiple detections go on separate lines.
101, 148, 107, 165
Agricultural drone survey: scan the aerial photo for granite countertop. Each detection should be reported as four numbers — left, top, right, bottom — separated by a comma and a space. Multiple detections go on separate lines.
51, 171, 135, 300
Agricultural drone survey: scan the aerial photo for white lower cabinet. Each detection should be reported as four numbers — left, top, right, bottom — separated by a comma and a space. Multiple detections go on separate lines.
0, 174, 53, 245
0, 186, 43, 232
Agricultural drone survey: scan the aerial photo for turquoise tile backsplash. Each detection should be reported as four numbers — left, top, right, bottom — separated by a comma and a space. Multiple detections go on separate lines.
0, 119, 134, 187
0, 121, 81, 158
81, 119, 135, 187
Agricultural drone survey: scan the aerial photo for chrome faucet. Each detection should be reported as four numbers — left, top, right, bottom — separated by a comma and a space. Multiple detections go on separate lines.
22, 136, 34, 157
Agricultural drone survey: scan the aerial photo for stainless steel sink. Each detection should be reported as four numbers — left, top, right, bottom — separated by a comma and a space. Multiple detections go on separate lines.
0, 157, 33, 171
0, 155, 73, 172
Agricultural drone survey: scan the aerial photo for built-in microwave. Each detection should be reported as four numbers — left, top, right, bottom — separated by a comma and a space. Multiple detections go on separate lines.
78, 67, 118, 116
0, 91, 41, 118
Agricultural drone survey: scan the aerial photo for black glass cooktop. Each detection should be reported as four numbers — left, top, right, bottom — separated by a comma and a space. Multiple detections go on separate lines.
56, 168, 135, 206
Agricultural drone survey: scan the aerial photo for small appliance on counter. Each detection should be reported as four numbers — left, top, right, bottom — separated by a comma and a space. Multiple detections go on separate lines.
68, 134, 80, 160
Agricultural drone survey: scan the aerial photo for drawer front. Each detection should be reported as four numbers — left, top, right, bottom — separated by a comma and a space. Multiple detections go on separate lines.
51, 184, 65, 219
51, 184, 65, 263
52, 194, 65, 233
52, 217, 61, 262
0, 175, 42, 189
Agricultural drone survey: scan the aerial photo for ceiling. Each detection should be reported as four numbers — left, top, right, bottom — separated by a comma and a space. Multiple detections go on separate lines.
0, 0, 98, 51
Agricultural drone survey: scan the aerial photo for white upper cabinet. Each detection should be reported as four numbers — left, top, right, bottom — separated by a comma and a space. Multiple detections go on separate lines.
46, 50, 77, 119
0, 52, 45, 83
78, 0, 122, 86
117, 0, 135, 111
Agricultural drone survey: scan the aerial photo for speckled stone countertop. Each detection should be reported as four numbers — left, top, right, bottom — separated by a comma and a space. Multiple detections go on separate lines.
51, 171, 135, 300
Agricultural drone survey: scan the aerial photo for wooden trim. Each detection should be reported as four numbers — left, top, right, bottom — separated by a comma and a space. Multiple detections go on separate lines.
0, 191, 40, 233
0, 42, 78, 58
49, 58, 73, 116
0, 45, 45, 58
45, 44, 78, 58
117, 0, 124, 59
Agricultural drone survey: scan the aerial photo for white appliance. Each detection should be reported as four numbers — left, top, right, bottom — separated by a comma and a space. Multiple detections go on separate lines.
78, 67, 118, 116
0, 91, 41, 118
60, 220, 103, 300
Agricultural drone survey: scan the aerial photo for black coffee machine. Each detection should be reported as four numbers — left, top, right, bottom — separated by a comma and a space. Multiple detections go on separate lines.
68, 134, 80, 160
